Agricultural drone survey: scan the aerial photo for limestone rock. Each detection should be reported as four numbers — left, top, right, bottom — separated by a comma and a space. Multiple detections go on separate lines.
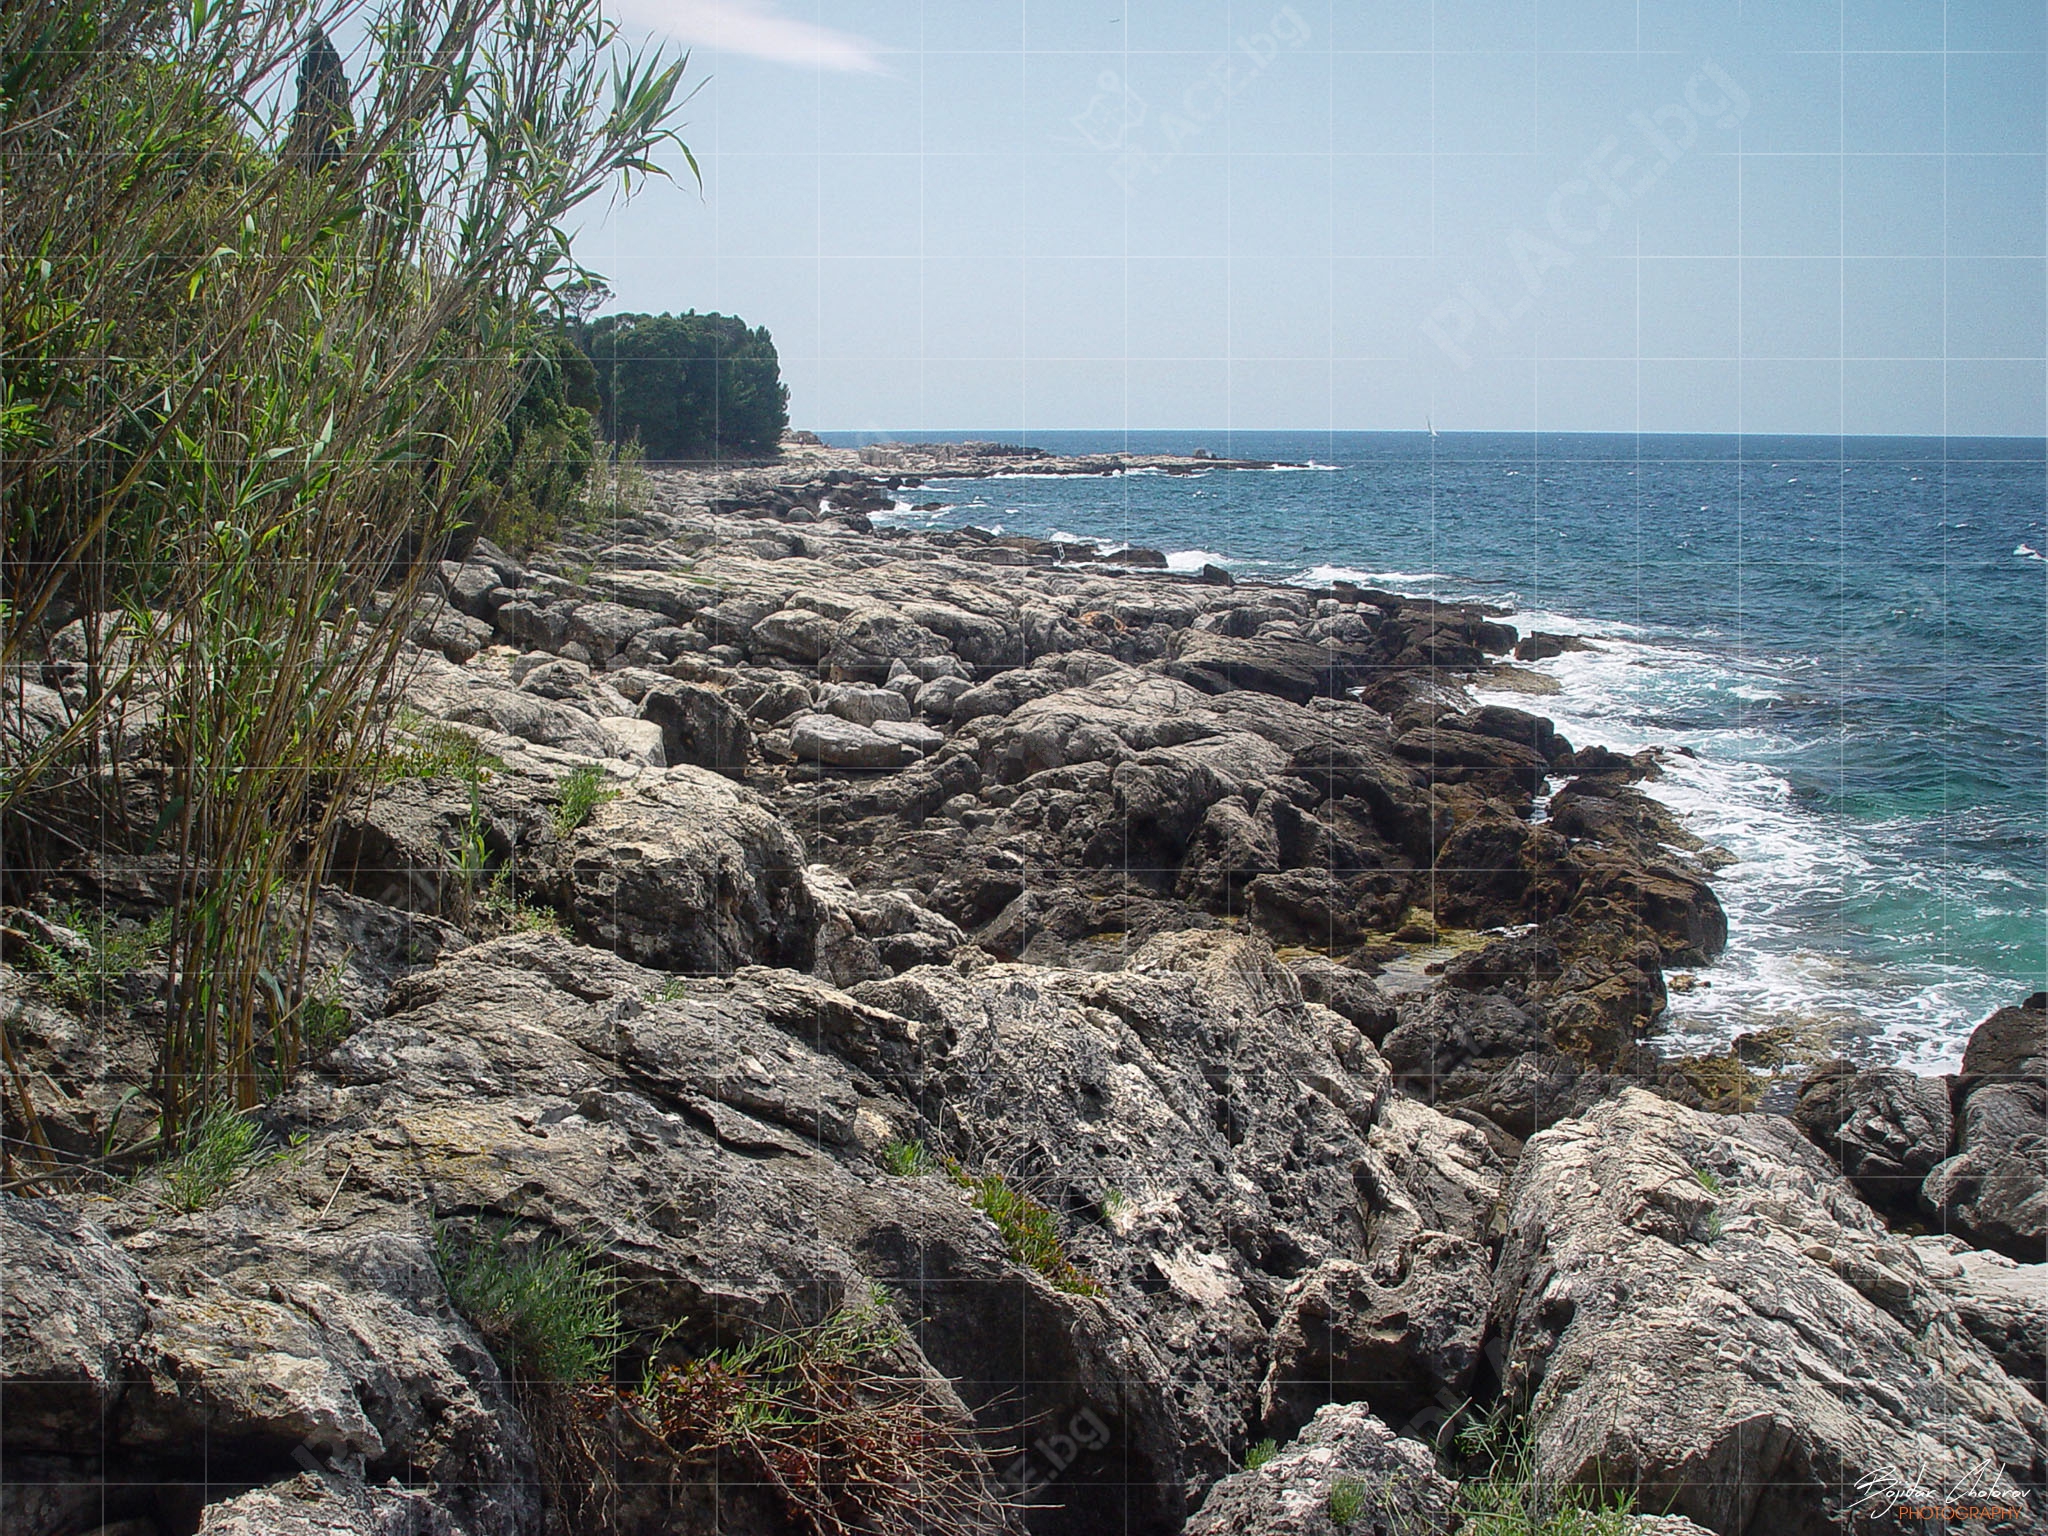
1182, 1403, 1456, 1536
1909, 1235, 2048, 1398
557, 767, 815, 972
1793, 1063, 1952, 1211
1258, 1234, 1492, 1438
789, 712, 919, 769
1923, 1081, 2047, 1262
1493, 1088, 2047, 1534
0, 1198, 148, 1451
639, 681, 752, 778
817, 680, 914, 727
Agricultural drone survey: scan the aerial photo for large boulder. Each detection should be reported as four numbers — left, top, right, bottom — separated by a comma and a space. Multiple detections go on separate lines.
639, 681, 753, 778
816, 681, 914, 727
0, 1198, 538, 1536
1257, 1234, 1491, 1439
822, 607, 952, 683
196, 1475, 437, 1535
1923, 998, 2047, 1262
1923, 1081, 2047, 1263
557, 766, 816, 972
1182, 1403, 1456, 1536
789, 712, 921, 769
1793, 1063, 1953, 1211
1492, 1089, 2047, 1535
751, 606, 839, 663
1964, 999, 2048, 1080
0, 1198, 148, 1450
1908, 1236, 2048, 1398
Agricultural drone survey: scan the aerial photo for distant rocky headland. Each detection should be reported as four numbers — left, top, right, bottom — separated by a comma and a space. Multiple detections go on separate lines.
5, 438, 2042, 1536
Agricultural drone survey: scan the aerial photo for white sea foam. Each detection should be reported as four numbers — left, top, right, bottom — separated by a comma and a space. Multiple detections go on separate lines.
1474, 612, 2010, 1072
869, 499, 954, 526
1165, 549, 1231, 572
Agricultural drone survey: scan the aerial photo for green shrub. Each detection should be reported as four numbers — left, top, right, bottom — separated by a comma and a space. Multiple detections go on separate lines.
582, 311, 789, 460
0, 0, 689, 1141
473, 332, 603, 554
1242, 1437, 1278, 1471
435, 1223, 621, 1384
552, 764, 618, 836
164, 1108, 260, 1211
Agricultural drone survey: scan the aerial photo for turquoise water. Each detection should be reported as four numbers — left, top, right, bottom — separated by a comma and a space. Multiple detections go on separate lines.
829, 430, 2048, 1072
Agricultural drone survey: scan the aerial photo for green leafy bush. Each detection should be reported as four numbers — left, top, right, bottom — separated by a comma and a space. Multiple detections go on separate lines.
436, 1223, 621, 1384
474, 331, 603, 553
582, 310, 789, 460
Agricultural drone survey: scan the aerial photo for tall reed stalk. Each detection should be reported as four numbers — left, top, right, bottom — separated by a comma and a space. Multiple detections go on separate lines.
1, 0, 689, 1141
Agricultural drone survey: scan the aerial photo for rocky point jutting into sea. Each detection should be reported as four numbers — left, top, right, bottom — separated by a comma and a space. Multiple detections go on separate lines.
3, 438, 2043, 1536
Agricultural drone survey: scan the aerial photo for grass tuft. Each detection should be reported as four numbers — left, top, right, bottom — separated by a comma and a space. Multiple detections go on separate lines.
1454, 1413, 1640, 1535
940, 1155, 1099, 1297
1327, 1476, 1367, 1526
383, 714, 507, 786
436, 1222, 621, 1384
298, 994, 355, 1056
552, 763, 619, 837
639, 1289, 1006, 1536
1242, 1437, 1278, 1472
880, 1138, 931, 1177
163, 1107, 260, 1211
24, 906, 169, 1012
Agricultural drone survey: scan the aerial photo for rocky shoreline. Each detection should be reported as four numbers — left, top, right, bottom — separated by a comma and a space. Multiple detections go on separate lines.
3, 439, 2043, 1535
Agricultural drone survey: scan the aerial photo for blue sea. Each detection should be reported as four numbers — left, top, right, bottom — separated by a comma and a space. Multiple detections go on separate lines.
825, 430, 2048, 1073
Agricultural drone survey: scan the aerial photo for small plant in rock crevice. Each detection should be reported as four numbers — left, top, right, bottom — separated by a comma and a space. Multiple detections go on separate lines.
1242, 1437, 1278, 1472
1453, 1412, 1641, 1535
434, 1221, 621, 1385
636, 1289, 1007, 1536
552, 762, 619, 836
163, 1107, 261, 1211
23, 905, 170, 1012
880, 1137, 931, 1177
1327, 1475, 1367, 1526
939, 1154, 1099, 1297
382, 712, 507, 786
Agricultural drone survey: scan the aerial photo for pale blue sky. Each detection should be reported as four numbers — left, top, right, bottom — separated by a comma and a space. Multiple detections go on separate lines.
578, 1, 2048, 435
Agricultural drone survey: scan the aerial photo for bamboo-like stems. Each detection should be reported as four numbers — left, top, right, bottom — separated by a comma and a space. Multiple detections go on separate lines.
3, 0, 689, 1141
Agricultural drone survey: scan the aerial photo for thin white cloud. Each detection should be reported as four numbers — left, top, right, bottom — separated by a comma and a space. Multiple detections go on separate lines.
615, 0, 884, 72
